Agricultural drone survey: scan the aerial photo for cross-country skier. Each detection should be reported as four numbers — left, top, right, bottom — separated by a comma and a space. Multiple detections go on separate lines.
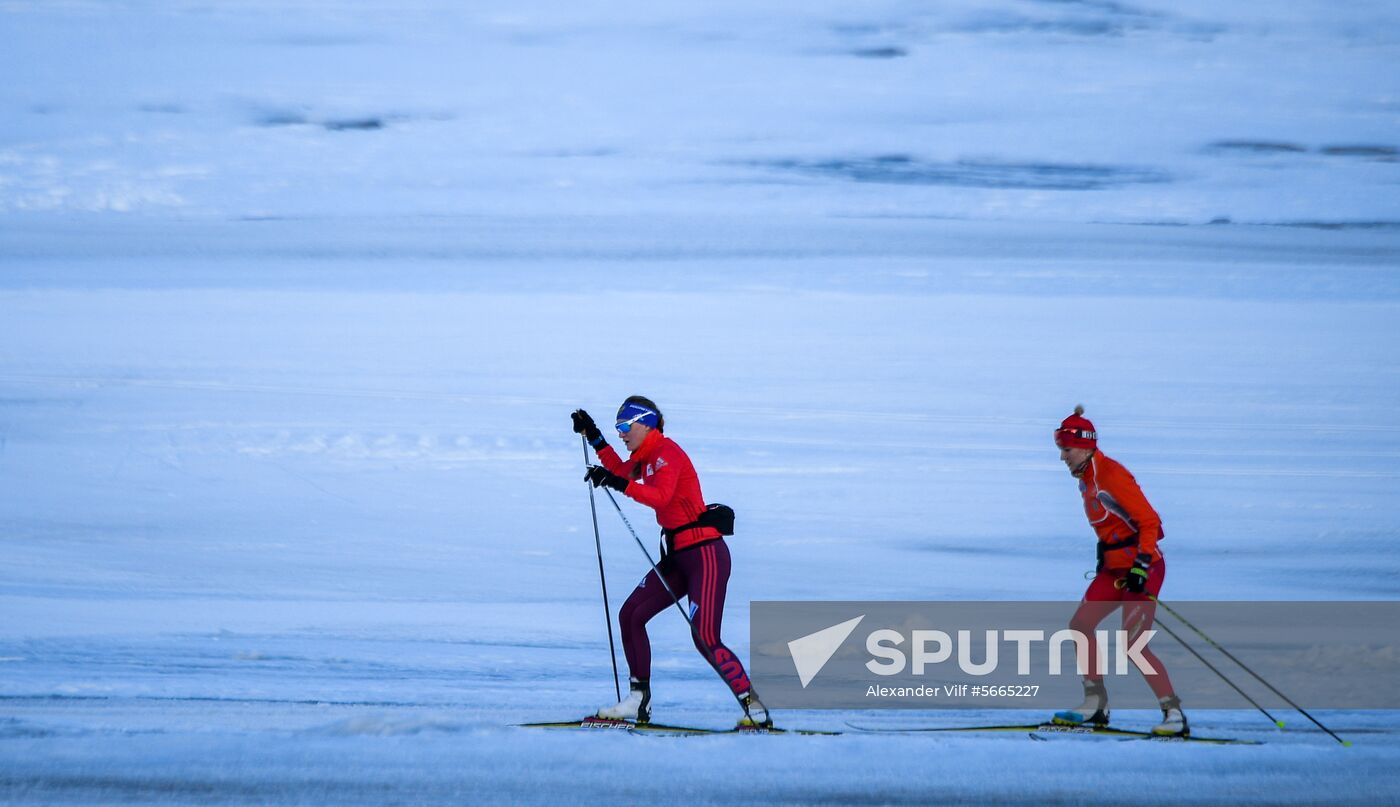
1051, 406, 1188, 737
571, 396, 770, 728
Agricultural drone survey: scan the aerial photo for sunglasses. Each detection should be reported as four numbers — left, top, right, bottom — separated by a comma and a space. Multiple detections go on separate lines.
615, 411, 654, 433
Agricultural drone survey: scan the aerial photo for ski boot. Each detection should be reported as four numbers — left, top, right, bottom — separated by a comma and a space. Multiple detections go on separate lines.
597, 678, 651, 724
735, 690, 772, 730
1053, 679, 1109, 727
1152, 695, 1189, 737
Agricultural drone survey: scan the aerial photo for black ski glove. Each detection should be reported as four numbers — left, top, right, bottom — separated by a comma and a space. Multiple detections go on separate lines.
571, 409, 607, 450
584, 465, 628, 492
1122, 553, 1152, 594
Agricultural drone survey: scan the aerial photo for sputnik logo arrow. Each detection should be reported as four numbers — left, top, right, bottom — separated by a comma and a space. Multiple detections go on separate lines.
788, 615, 865, 688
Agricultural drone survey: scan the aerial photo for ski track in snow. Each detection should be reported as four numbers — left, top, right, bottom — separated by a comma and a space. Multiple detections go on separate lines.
2, 281, 1396, 805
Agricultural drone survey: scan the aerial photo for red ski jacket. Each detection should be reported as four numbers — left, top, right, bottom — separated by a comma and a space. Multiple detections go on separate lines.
1076, 452, 1163, 570
597, 430, 721, 551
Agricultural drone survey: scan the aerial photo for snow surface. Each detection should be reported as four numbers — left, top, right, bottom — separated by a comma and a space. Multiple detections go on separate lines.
2, 0, 1399, 804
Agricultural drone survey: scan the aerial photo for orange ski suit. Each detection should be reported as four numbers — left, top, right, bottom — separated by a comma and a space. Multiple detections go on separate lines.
1076, 451, 1163, 571
1070, 451, 1175, 696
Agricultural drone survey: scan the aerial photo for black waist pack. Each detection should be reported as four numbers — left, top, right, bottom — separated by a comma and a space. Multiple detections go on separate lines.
663, 503, 736, 539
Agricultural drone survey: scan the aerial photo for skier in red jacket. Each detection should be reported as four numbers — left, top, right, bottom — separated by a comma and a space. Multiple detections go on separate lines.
571, 396, 769, 728
1051, 406, 1188, 737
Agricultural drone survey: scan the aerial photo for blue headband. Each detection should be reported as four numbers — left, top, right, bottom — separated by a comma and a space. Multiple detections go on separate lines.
616, 402, 659, 429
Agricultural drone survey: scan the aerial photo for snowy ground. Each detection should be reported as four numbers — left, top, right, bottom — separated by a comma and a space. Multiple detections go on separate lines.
3, 1, 1400, 804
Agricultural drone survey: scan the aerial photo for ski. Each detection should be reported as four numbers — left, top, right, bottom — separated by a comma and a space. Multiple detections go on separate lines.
845, 722, 1261, 745
518, 716, 840, 736
517, 717, 709, 735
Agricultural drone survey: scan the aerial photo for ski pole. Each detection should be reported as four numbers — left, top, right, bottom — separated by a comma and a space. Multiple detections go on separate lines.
598, 486, 754, 722
1114, 579, 1284, 729
1148, 595, 1350, 746
582, 437, 621, 702
1148, 612, 1286, 729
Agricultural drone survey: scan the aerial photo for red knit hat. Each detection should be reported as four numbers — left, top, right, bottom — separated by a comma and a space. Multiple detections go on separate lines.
1054, 405, 1098, 449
